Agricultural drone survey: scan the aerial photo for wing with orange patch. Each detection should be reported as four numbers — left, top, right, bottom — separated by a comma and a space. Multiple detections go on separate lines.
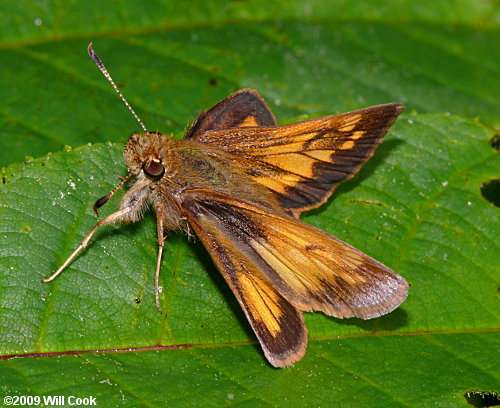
184, 89, 276, 139
182, 192, 307, 367
192, 103, 404, 216
180, 190, 408, 366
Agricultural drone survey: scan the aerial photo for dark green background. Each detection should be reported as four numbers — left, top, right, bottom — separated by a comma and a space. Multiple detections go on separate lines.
0, 1, 498, 407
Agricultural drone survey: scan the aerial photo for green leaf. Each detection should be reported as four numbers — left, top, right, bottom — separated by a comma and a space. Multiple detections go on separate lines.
1, 111, 498, 406
1, 1, 498, 406
0, 332, 498, 407
0, 0, 498, 166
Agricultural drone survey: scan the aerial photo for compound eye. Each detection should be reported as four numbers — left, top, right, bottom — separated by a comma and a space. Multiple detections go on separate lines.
143, 159, 165, 179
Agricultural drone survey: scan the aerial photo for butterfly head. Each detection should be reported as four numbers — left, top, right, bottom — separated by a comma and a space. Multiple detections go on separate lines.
124, 132, 170, 180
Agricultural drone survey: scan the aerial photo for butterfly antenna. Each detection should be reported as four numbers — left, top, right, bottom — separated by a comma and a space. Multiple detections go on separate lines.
93, 172, 133, 216
87, 42, 149, 134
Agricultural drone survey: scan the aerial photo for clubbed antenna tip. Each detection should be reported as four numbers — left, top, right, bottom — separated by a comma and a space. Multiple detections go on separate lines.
87, 42, 148, 134
93, 172, 133, 215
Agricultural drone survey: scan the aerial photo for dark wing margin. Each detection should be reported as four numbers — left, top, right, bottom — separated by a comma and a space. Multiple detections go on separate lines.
192, 103, 404, 216
184, 89, 276, 139
181, 190, 408, 319
179, 190, 408, 365
181, 192, 307, 367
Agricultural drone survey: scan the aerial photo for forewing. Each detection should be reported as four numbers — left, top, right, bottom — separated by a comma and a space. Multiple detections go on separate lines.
181, 190, 408, 322
184, 89, 276, 139
181, 193, 307, 367
192, 103, 403, 216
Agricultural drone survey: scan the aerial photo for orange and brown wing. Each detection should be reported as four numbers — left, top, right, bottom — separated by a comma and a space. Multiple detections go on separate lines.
192, 103, 403, 216
180, 190, 408, 366
182, 192, 307, 367
184, 89, 276, 139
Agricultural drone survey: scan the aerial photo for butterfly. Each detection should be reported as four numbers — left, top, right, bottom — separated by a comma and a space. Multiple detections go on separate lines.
44, 44, 408, 367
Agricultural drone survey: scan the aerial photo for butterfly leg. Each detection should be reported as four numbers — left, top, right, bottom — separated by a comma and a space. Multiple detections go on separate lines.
43, 207, 133, 283
154, 211, 165, 313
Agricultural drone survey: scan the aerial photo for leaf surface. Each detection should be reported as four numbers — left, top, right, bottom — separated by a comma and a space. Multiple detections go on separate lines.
1, 112, 497, 406
0, 1, 498, 406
